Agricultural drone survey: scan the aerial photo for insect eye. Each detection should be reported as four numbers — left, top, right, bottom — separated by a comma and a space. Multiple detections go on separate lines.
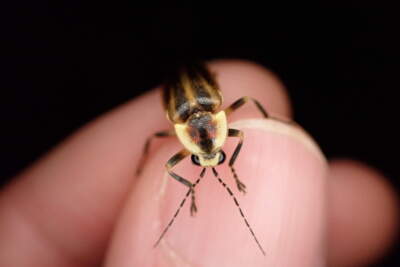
191, 155, 201, 166
218, 151, 226, 165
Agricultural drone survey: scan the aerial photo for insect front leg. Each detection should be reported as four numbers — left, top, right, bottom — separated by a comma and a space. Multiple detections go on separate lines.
166, 149, 198, 216
136, 130, 175, 176
228, 128, 247, 194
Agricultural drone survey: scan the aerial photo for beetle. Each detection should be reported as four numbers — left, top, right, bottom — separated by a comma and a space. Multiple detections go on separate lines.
137, 62, 276, 255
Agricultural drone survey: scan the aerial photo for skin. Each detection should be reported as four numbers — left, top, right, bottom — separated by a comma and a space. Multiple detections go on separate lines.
0, 60, 397, 266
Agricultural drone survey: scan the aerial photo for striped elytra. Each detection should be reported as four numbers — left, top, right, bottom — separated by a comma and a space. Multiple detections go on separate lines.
163, 63, 223, 123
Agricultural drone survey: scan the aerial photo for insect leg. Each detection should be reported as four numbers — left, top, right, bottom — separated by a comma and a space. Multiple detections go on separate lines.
135, 130, 175, 176
228, 128, 247, 194
225, 96, 295, 125
212, 167, 266, 256
225, 96, 269, 118
154, 168, 206, 248
166, 149, 199, 216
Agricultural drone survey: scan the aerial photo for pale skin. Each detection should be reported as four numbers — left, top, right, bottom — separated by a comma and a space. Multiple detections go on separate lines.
0, 60, 397, 267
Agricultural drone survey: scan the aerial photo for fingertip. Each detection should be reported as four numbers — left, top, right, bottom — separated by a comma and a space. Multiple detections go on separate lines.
105, 119, 327, 266
0, 89, 169, 265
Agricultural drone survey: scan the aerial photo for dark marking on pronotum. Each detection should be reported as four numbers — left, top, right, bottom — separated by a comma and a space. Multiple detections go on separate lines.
187, 113, 216, 153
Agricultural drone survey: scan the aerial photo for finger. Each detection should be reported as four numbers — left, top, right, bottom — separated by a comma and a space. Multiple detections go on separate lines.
0, 91, 168, 266
327, 159, 398, 267
0, 59, 292, 266
104, 71, 327, 265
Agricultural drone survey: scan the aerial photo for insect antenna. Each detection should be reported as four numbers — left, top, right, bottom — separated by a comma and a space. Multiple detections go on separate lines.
211, 167, 266, 256
154, 168, 206, 247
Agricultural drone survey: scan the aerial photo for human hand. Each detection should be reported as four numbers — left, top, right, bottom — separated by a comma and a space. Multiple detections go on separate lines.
0, 60, 397, 266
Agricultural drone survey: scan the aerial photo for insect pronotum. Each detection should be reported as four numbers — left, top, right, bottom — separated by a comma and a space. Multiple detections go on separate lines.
136, 62, 283, 256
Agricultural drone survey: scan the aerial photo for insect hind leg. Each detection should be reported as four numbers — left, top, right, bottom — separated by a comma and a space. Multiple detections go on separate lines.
225, 96, 295, 125
225, 96, 269, 118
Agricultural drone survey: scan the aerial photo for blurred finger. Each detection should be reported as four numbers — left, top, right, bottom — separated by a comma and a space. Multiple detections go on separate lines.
327, 159, 398, 267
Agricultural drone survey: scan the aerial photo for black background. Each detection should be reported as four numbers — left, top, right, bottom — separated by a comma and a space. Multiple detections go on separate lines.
1, 6, 399, 266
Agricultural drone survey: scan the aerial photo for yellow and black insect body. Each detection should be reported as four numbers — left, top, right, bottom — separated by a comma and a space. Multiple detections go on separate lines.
163, 63, 228, 168
138, 62, 271, 255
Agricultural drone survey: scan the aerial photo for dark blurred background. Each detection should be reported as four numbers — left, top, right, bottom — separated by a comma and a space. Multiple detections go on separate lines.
1, 6, 399, 266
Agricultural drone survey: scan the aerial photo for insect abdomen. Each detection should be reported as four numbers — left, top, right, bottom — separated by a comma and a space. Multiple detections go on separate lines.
163, 63, 222, 123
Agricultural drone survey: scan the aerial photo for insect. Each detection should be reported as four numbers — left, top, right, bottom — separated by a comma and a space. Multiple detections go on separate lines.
137, 62, 275, 255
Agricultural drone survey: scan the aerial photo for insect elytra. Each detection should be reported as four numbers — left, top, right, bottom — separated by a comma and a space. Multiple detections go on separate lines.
136, 62, 280, 256
163, 62, 222, 123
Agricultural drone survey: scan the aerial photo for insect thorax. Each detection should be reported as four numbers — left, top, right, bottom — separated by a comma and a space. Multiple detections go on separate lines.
174, 111, 227, 166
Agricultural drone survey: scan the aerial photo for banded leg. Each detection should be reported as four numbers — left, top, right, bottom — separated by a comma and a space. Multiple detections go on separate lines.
225, 96, 295, 125
225, 96, 269, 118
166, 149, 198, 216
228, 128, 246, 193
135, 130, 175, 176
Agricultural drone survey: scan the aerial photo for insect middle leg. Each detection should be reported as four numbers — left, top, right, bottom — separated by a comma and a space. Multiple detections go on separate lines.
228, 128, 247, 194
166, 149, 198, 216
136, 130, 175, 176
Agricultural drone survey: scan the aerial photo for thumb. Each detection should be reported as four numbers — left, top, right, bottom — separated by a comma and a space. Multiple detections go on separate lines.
104, 118, 327, 267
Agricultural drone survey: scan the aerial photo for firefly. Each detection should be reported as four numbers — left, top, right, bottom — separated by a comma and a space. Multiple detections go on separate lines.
137, 62, 280, 255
